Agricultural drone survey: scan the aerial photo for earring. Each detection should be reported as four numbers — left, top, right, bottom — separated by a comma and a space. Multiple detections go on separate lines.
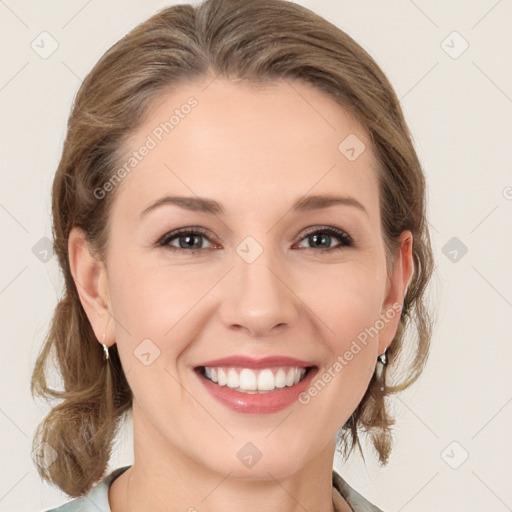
377, 351, 388, 366
376, 349, 388, 391
102, 332, 109, 361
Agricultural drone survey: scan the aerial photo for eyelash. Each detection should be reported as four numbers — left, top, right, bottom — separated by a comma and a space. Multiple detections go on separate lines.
156, 226, 354, 255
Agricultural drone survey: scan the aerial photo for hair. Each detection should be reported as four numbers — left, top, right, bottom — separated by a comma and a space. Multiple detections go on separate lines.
31, 0, 434, 498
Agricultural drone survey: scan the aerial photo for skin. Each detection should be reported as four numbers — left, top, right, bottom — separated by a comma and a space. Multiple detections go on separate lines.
68, 77, 413, 512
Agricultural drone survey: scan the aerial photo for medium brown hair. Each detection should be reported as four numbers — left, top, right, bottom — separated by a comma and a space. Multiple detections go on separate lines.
31, 0, 434, 497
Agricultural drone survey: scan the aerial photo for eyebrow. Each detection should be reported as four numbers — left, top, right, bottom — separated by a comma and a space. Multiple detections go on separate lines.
139, 193, 368, 219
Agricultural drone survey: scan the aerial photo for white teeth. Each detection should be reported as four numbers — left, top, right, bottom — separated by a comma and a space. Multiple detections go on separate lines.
217, 368, 227, 386
274, 369, 286, 388
239, 368, 258, 390
227, 369, 239, 389
202, 366, 308, 392
257, 369, 275, 391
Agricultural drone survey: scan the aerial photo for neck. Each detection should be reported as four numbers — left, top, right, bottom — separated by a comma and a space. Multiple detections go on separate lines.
109, 403, 351, 512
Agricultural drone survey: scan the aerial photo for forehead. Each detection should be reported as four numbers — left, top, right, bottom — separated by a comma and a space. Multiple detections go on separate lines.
111, 77, 380, 223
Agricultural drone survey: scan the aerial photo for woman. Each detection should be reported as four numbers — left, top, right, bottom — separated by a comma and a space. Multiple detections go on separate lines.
31, 0, 434, 510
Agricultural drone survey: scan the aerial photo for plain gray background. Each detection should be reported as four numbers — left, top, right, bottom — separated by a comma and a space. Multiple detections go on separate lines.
1, 1, 511, 511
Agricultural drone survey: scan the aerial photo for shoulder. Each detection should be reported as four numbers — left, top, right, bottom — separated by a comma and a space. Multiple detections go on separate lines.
332, 470, 386, 512
42, 466, 132, 512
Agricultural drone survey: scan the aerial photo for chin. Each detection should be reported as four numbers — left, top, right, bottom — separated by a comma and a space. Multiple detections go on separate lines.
191, 434, 317, 481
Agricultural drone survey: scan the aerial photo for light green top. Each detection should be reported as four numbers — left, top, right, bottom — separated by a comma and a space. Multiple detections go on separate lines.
44, 466, 384, 512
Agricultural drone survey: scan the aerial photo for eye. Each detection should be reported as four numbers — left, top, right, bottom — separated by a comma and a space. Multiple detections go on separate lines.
157, 227, 216, 253
296, 226, 353, 251
156, 225, 353, 255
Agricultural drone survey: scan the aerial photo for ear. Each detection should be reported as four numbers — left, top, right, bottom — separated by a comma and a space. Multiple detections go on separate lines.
68, 226, 114, 348
377, 230, 414, 354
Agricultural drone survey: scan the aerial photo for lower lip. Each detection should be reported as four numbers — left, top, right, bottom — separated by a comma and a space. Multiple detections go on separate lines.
196, 367, 318, 414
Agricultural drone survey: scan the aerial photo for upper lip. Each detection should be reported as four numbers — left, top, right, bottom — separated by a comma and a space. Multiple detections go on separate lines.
196, 356, 315, 369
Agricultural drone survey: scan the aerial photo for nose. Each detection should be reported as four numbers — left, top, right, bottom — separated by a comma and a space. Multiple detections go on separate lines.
218, 245, 299, 338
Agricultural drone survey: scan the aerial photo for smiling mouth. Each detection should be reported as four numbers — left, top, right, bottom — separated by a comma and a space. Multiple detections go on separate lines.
195, 366, 314, 394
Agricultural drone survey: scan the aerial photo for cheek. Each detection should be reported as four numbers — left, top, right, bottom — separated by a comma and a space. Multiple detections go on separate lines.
106, 259, 199, 416
300, 260, 387, 345
108, 251, 201, 334
106, 254, 194, 371
300, 273, 386, 389
298, 262, 386, 410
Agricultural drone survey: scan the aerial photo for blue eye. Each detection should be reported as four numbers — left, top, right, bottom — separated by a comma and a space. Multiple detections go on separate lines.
158, 228, 214, 252
297, 227, 353, 251
157, 226, 353, 254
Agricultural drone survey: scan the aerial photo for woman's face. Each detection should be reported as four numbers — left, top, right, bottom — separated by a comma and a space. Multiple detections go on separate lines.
73, 77, 412, 479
